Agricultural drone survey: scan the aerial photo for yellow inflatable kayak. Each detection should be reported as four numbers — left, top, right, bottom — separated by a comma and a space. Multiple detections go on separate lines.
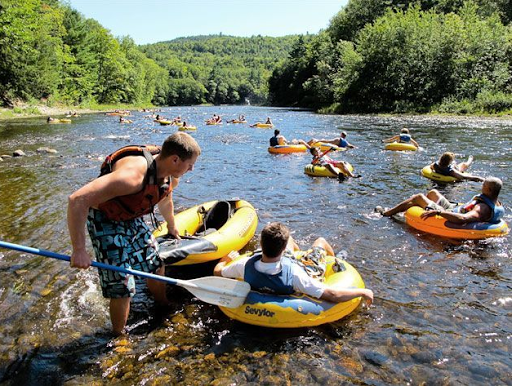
154, 200, 258, 265
421, 165, 466, 183
304, 163, 354, 178
405, 206, 509, 239
384, 142, 417, 151
219, 253, 366, 328
268, 145, 307, 154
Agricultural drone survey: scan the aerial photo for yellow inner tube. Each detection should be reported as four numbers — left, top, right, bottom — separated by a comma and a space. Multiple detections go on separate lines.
48, 119, 71, 124
304, 163, 354, 178
153, 200, 258, 265
421, 165, 465, 183
178, 126, 197, 131
310, 142, 347, 152
219, 253, 366, 328
384, 142, 417, 151
405, 206, 509, 239
254, 123, 273, 128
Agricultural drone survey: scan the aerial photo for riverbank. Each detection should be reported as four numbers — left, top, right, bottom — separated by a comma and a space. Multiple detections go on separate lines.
2, 103, 512, 122
0, 103, 161, 121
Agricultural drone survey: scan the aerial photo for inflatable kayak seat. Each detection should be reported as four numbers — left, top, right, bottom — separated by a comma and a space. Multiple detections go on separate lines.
196, 201, 233, 234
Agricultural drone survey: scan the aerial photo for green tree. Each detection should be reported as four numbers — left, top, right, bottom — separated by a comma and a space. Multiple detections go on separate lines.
0, 0, 65, 103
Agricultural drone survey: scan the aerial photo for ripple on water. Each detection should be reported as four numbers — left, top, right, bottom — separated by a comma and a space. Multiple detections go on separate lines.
0, 107, 510, 384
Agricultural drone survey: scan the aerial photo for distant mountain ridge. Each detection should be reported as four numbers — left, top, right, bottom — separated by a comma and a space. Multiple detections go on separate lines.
140, 34, 308, 105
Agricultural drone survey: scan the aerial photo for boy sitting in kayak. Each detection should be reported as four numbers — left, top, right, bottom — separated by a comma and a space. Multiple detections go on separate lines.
214, 222, 373, 305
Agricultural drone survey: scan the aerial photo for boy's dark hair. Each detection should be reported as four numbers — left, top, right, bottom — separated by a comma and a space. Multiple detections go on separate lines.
161, 132, 201, 160
260, 222, 290, 258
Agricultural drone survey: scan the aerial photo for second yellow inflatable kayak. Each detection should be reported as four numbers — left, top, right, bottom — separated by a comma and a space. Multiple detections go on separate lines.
154, 199, 258, 265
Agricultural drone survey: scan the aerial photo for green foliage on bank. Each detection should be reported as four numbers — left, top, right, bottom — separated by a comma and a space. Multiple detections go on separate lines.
0, 0, 168, 107
269, 0, 512, 114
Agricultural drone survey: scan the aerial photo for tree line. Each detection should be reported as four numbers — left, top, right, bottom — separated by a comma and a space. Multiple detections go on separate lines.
0, 0, 299, 108
3, 0, 511, 115
268, 0, 512, 114
139, 34, 302, 106
0, 0, 168, 107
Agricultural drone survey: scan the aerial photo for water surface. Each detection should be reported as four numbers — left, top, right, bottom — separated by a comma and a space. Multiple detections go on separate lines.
0, 107, 510, 384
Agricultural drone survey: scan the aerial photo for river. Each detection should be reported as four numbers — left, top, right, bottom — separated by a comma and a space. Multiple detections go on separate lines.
0, 106, 510, 385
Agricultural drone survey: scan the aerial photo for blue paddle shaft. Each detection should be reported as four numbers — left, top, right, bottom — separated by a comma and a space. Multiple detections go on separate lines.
0, 240, 178, 286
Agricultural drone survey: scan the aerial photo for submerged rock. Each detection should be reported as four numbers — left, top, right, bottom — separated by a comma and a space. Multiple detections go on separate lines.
361, 349, 389, 366
155, 345, 180, 359
36, 147, 58, 154
13, 150, 25, 157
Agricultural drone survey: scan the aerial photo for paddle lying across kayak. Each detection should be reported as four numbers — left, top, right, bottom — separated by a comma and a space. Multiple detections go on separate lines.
0, 241, 250, 308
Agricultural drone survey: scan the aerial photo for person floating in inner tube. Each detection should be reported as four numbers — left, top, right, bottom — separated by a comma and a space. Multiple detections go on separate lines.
213, 222, 373, 305
67, 132, 201, 335
269, 129, 308, 147
250, 117, 273, 127
382, 128, 419, 148
312, 131, 357, 149
375, 177, 504, 225
309, 147, 361, 181
428, 152, 484, 182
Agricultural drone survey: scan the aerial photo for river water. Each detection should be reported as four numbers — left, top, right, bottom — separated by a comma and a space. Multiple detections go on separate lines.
0, 106, 510, 385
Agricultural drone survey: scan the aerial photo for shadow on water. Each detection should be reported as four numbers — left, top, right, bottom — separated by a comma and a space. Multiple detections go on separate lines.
0, 107, 510, 384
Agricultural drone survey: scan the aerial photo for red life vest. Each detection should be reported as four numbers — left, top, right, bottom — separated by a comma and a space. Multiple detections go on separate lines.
97, 145, 173, 221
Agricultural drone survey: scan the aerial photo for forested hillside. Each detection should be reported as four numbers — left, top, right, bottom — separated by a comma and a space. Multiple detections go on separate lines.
268, 0, 512, 114
0, 0, 302, 108
0, 0, 168, 107
139, 35, 303, 105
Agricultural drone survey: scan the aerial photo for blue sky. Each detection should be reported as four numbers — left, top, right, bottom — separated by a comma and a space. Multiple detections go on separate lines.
67, 0, 348, 45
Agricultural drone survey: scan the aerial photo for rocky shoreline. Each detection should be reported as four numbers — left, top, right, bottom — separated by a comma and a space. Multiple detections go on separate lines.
0, 147, 58, 162
0, 105, 107, 120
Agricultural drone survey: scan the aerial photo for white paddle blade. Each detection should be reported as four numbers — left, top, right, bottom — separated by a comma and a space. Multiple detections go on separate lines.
177, 276, 250, 308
